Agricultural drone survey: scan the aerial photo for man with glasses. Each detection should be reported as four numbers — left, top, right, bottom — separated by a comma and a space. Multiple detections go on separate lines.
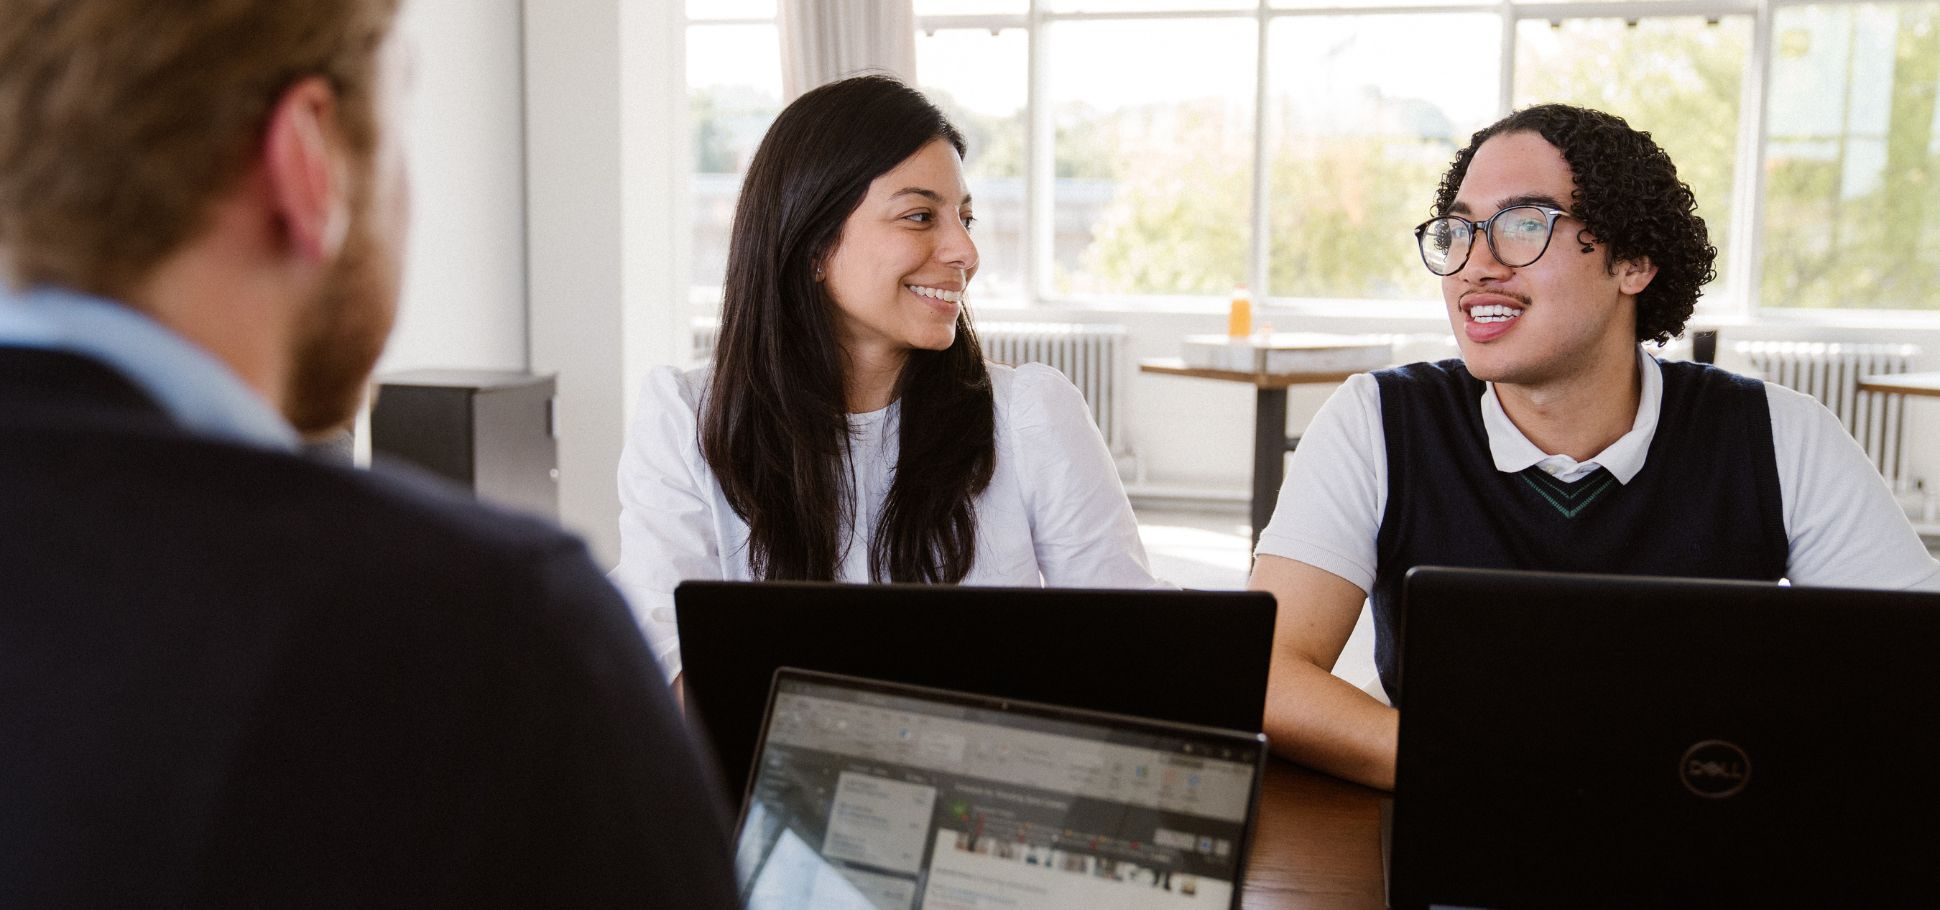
1246, 104, 1939, 790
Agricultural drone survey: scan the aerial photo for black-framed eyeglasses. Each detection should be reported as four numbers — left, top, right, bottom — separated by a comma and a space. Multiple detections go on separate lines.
1414, 204, 1574, 276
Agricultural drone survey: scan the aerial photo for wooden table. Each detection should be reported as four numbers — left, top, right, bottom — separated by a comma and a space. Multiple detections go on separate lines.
1859, 371, 1940, 398
1241, 759, 1386, 910
1139, 359, 1360, 546
1856, 373, 1935, 484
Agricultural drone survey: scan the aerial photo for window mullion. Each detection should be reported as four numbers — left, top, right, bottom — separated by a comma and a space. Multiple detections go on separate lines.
1027, 0, 1054, 304
1497, 0, 1517, 118
1250, 0, 1272, 299
1723, 0, 1773, 317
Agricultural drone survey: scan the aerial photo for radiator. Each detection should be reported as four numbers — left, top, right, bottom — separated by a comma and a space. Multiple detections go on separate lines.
1734, 341, 1920, 489
978, 322, 1130, 460
690, 318, 1133, 464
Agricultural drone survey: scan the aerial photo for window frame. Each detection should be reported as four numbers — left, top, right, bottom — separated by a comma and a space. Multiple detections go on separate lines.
685, 0, 1937, 321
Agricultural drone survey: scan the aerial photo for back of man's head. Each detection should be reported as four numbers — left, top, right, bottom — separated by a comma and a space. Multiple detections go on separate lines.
0, 0, 400, 301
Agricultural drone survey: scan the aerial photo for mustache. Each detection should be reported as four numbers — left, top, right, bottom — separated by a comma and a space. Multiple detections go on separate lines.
1460, 289, 1532, 308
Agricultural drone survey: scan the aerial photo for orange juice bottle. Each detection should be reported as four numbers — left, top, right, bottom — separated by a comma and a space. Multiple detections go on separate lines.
1227, 285, 1252, 337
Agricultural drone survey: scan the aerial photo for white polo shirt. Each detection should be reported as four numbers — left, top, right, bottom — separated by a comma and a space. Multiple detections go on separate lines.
1256, 348, 1940, 593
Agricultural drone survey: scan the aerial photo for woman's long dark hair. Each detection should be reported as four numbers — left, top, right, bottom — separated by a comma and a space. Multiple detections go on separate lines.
701, 74, 996, 584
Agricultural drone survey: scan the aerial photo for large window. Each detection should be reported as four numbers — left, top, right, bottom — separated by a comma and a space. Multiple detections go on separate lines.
1267, 14, 1499, 299
1761, 3, 1940, 311
686, 0, 1940, 315
1515, 16, 1751, 302
1046, 17, 1258, 297
687, 3, 781, 289
917, 26, 1030, 301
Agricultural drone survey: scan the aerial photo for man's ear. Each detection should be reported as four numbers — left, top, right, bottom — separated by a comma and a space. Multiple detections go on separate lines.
1616, 256, 1658, 296
261, 77, 349, 263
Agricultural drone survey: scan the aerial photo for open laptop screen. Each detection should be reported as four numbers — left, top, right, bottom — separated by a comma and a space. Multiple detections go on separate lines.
734, 669, 1267, 910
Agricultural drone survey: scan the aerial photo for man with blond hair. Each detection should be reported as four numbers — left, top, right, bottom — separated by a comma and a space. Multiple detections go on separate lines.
0, 3, 737, 905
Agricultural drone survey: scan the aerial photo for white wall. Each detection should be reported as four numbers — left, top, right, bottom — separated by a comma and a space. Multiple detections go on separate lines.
619, 1, 694, 421
373, 0, 690, 570
525, 0, 688, 567
385, 0, 529, 373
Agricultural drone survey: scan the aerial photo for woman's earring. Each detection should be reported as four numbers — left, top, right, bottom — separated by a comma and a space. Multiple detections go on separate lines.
813, 266, 825, 281
1580, 244, 1596, 254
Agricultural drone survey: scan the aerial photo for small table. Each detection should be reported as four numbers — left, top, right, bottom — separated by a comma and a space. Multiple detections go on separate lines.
1859, 371, 1940, 398
1242, 758, 1386, 909
1140, 359, 1361, 545
1858, 373, 1937, 488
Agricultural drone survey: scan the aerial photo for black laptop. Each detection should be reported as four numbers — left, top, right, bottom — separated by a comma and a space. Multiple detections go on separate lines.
1387, 566, 1940, 908
732, 668, 1269, 910
675, 581, 1277, 797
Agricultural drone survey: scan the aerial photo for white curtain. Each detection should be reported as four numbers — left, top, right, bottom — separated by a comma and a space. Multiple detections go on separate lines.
778, 0, 916, 101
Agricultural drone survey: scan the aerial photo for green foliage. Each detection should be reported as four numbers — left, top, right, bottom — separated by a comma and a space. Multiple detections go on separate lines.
924, 87, 1027, 179
686, 12, 1940, 310
1514, 18, 1747, 271
691, 89, 735, 174
1069, 104, 1251, 295
690, 84, 781, 176
1054, 105, 1127, 182
1265, 137, 1448, 299
1062, 12, 1940, 310
1761, 6, 1940, 310
1064, 98, 1452, 298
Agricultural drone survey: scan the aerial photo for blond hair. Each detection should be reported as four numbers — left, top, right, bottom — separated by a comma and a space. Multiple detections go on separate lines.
0, 0, 401, 298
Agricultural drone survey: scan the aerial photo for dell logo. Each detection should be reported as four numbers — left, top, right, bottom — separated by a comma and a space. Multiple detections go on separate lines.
1680, 740, 1751, 799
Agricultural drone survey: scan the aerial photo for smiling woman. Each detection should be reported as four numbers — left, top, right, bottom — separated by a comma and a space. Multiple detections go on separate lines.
818, 136, 979, 409
611, 75, 1164, 680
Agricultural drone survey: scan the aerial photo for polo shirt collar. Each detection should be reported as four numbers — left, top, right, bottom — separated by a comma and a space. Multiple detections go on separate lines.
1479, 346, 1659, 484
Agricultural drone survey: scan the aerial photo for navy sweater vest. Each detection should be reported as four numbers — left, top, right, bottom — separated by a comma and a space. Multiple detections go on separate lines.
1369, 359, 1789, 704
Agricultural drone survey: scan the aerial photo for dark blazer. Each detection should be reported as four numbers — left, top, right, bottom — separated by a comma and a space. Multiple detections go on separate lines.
0, 347, 739, 908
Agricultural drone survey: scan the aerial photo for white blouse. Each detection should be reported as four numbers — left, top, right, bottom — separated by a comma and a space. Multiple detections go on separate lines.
610, 361, 1163, 677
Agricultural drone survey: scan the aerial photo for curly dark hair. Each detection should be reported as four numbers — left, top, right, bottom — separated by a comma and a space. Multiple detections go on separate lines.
1432, 104, 1716, 346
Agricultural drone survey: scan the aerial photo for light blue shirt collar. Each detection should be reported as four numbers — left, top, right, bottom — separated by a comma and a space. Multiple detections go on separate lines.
0, 285, 298, 451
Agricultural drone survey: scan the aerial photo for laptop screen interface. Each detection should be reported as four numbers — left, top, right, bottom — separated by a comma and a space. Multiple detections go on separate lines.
734, 674, 1256, 910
